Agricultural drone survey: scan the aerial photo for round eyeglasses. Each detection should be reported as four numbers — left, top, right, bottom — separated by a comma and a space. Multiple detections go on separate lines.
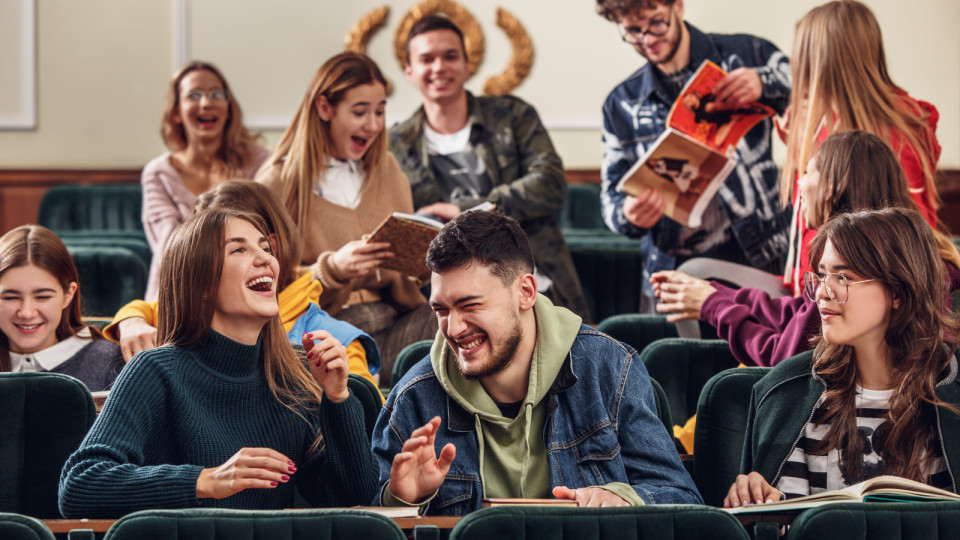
803, 271, 877, 304
183, 88, 228, 103
619, 10, 673, 43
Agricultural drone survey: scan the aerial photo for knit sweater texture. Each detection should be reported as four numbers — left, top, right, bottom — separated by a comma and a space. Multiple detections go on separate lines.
256, 153, 425, 315
58, 330, 377, 518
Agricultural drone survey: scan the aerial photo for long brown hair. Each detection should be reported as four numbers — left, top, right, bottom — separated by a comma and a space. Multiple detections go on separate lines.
781, 0, 939, 214
161, 61, 261, 177
810, 131, 960, 268
194, 180, 302, 290
157, 208, 325, 451
0, 225, 101, 372
261, 52, 388, 229
807, 208, 960, 483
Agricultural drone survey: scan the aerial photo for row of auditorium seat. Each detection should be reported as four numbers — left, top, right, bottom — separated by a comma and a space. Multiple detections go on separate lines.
37, 183, 642, 322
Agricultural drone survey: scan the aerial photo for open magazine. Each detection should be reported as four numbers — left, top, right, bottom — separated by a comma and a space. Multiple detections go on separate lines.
615, 60, 774, 228
724, 475, 960, 515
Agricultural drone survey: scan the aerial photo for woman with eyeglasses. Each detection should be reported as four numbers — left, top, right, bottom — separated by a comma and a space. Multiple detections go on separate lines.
725, 207, 960, 506
651, 131, 960, 368
141, 61, 269, 301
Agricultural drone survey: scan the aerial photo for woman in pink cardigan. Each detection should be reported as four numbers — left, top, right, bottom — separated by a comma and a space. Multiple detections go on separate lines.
141, 61, 268, 301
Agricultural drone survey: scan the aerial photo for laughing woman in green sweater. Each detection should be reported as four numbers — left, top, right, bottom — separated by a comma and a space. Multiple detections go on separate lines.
58, 208, 377, 518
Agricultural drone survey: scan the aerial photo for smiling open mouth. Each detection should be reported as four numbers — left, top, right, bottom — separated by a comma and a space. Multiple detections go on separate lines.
351, 136, 368, 149
13, 323, 40, 331
455, 334, 486, 350
245, 276, 273, 292
197, 116, 219, 128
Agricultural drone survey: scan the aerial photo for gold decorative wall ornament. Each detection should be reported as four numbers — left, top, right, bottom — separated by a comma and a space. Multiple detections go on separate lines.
482, 8, 533, 96
393, 0, 484, 77
343, 0, 534, 96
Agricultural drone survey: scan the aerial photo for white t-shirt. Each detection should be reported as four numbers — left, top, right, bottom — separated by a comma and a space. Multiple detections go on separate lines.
314, 159, 365, 209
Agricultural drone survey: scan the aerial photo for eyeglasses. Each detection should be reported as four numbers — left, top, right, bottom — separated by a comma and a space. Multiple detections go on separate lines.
183, 88, 228, 103
619, 10, 673, 43
803, 271, 877, 304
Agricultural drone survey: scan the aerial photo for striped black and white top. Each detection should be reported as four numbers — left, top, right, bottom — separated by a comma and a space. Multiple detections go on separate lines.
776, 387, 950, 499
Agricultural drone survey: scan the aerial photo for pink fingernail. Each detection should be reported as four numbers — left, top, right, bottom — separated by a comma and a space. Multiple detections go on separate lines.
271, 481, 278, 487
289, 466, 297, 473
288, 460, 295, 466
281, 475, 290, 481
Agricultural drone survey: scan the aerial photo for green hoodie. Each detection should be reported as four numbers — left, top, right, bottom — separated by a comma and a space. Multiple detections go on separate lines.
431, 294, 580, 498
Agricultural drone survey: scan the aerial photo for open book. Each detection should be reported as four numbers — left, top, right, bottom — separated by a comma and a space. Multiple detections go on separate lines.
616, 60, 774, 228
366, 212, 444, 281
724, 475, 960, 515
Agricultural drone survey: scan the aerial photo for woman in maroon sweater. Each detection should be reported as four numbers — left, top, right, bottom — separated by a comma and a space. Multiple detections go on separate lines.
652, 131, 960, 367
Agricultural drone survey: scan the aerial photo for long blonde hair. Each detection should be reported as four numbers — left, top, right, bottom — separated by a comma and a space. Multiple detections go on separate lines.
262, 52, 388, 229
157, 208, 325, 451
161, 61, 261, 178
780, 1, 939, 213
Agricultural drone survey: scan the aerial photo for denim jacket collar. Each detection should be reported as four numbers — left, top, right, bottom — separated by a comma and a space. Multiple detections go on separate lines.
637, 22, 721, 107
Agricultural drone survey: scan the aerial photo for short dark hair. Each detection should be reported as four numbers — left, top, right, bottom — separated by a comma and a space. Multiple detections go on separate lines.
404, 14, 468, 64
426, 211, 534, 285
595, 0, 676, 22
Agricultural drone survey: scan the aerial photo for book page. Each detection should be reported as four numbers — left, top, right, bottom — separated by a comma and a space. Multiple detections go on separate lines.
667, 60, 774, 155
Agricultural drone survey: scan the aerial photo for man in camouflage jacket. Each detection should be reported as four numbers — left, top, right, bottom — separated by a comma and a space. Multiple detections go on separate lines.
389, 15, 589, 319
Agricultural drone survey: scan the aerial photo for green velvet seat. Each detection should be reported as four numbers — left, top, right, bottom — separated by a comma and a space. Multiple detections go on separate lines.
0, 513, 56, 540
58, 232, 152, 271
565, 237, 644, 324
346, 373, 383, 440
66, 245, 147, 317
649, 377, 673, 435
102, 508, 407, 540
639, 339, 740, 426
693, 367, 769, 507
596, 314, 679, 354
560, 184, 610, 233
38, 184, 143, 234
0, 373, 97, 518
391, 340, 432, 389
784, 501, 960, 540
449, 505, 750, 540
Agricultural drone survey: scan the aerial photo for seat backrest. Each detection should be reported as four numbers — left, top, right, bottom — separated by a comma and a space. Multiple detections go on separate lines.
560, 184, 606, 230
0, 513, 56, 540
565, 240, 644, 323
67, 246, 147, 317
449, 505, 749, 540
639, 338, 739, 423
597, 314, 679, 354
0, 373, 96, 518
648, 377, 673, 434
58, 233, 152, 272
104, 508, 407, 540
785, 501, 960, 540
391, 340, 432, 387
346, 374, 383, 440
38, 184, 143, 233
693, 367, 769, 507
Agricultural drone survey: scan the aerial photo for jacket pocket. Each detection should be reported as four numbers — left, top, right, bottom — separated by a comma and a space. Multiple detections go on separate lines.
572, 424, 622, 485
433, 473, 478, 511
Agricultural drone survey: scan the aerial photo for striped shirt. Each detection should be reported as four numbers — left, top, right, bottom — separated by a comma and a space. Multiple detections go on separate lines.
777, 387, 950, 498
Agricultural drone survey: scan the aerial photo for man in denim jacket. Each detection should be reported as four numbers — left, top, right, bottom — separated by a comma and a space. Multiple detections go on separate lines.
371, 210, 700, 515
596, 0, 791, 305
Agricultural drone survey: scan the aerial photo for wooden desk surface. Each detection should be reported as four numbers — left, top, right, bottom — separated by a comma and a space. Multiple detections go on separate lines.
43, 514, 462, 533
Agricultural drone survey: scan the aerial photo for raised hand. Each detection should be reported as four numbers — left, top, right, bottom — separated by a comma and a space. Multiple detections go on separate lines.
389, 416, 456, 503
552, 486, 630, 507
724, 472, 782, 508
303, 331, 349, 402
118, 316, 158, 362
331, 240, 393, 280
650, 270, 716, 322
196, 447, 296, 499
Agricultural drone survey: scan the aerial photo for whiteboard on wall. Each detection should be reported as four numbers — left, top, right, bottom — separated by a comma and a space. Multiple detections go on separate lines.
0, 0, 36, 130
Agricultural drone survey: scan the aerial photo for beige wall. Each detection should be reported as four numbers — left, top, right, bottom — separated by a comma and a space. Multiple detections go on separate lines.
0, 0, 957, 170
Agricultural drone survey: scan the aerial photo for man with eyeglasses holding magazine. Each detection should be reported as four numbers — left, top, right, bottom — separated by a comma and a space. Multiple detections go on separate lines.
595, 0, 792, 311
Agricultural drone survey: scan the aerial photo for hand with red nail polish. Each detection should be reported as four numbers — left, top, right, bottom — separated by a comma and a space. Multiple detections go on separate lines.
302, 330, 350, 402
196, 447, 294, 499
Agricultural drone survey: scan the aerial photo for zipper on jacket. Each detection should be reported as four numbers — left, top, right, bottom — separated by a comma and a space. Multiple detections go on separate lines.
934, 406, 957, 493
772, 401, 819, 486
